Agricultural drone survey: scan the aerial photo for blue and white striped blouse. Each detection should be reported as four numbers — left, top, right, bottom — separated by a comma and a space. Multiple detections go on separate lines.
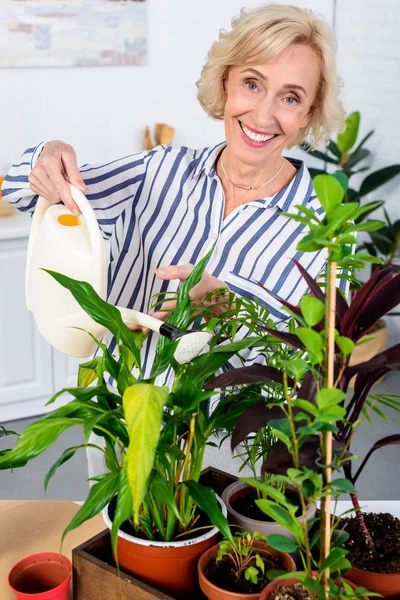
3, 141, 335, 384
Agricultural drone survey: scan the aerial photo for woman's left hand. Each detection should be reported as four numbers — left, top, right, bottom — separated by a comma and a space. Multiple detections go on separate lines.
126, 264, 230, 332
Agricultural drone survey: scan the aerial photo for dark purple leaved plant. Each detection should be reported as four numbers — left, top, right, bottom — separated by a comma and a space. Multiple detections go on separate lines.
205, 261, 400, 546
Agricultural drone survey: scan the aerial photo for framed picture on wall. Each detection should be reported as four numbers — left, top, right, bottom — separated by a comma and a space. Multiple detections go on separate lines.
0, 0, 147, 68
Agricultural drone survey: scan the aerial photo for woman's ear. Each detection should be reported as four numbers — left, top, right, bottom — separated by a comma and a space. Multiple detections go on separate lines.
221, 67, 230, 100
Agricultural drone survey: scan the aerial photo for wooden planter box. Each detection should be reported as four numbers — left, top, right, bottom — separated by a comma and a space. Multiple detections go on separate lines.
72, 467, 237, 600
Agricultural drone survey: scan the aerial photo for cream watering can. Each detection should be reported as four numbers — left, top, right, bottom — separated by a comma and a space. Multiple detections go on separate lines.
25, 184, 211, 364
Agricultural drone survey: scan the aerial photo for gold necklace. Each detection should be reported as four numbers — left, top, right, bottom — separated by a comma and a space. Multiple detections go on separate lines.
220, 155, 285, 191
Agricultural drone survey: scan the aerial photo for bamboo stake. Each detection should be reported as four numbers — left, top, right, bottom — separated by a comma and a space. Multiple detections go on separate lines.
322, 260, 337, 594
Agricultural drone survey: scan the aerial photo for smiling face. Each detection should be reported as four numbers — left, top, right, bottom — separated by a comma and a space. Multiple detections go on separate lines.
223, 43, 321, 168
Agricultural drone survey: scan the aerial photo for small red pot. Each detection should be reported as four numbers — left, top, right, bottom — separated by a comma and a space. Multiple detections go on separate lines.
198, 540, 296, 600
346, 565, 400, 598
259, 574, 357, 600
8, 552, 72, 600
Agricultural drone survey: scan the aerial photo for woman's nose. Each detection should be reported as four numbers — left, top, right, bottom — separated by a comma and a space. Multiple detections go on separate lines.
253, 97, 278, 130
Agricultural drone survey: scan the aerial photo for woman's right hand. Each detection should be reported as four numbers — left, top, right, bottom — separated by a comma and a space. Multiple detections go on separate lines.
28, 140, 87, 215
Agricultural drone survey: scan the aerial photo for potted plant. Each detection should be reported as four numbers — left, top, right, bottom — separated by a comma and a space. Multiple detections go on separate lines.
300, 110, 400, 374
204, 172, 400, 597
218, 386, 316, 544
299, 110, 400, 213
198, 531, 296, 600
0, 253, 264, 599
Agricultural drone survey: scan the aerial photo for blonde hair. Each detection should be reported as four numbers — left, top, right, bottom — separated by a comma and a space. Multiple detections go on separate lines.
196, 4, 345, 148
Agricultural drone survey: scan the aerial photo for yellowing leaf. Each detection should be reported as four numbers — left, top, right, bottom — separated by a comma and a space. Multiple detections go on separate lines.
123, 383, 168, 525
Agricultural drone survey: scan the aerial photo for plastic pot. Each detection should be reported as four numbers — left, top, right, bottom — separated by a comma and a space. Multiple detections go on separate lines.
8, 552, 72, 600
102, 495, 226, 600
259, 573, 356, 599
198, 540, 296, 600
222, 480, 316, 540
345, 565, 400, 598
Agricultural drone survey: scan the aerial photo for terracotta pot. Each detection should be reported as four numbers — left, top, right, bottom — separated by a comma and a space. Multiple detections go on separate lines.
222, 481, 316, 541
198, 540, 296, 600
259, 573, 356, 599
348, 319, 387, 388
346, 564, 400, 598
102, 496, 226, 600
8, 552, 72, 600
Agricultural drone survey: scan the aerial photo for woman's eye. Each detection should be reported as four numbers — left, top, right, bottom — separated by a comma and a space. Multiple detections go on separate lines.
246, 80, 258, 91
284, 96, 298, 105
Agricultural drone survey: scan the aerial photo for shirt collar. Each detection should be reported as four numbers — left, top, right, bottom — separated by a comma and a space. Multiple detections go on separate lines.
191, 142, 312, 212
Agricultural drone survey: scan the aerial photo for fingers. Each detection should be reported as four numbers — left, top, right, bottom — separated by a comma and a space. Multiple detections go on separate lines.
124, 322, 143, 331
47, 169, 81, 215
62, 148, 87, 193
155, 264, 194, 282
29, 140, 84, 216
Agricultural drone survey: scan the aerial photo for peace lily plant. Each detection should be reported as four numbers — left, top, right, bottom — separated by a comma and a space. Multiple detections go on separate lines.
0, 252, 266, 554
205, 172, 400, 598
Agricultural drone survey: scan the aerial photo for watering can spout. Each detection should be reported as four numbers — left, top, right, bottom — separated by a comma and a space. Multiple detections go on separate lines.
25, 184, 210, 364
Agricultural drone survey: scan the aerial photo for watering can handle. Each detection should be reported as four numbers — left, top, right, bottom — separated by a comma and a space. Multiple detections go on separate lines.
26, 184, 107, 310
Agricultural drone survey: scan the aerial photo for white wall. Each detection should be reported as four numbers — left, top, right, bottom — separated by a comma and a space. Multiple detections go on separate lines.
0, 0, 399, 211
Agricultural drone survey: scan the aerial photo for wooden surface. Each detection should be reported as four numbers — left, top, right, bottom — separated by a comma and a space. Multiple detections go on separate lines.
73, 530, 175, 600
0, 500, 104, 600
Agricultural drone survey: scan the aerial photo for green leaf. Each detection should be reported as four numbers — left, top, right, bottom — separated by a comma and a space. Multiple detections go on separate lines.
317, 388, 346, 409
0, 418, 81, 469
359, 165, 400, 197
245, 566, 259, 584
283, 359, 308, 380
62, 471, 120, 544
152, 249, 213, 374
271, 429, 292, 449
300, 296, 325, 327
78, 358, 101, 387
267, 534, 297, 553
183, 481, 235, 545
299, 143, 339, 165
44, 270, 142, 371
337, 111, 360, 154
212, 337, 264, 353
240, 478, 296, 514
123, 383, 168, 525
0, 426, 17, 438
331, 171, 349, 192
293, 399, 317, 416
325, 203, 359, 235
111, 468, 133, 561
313, 175, 345, 213
331, 478, 357, 494
349, 220, 384, 233
328, 140, 341, 159
255, 500, 304, 541
149, 472, 182, 523
346, 148, 370, 169
336, 234, 357, 245
350, 129, 374, 156
117, 345, 137, 395
44, 444, 100, 492
354, 200, 385, 223
296, 328, 323, 362
335, 335, 355, 356
294, 205, 321, 223
321, 546, 351, 573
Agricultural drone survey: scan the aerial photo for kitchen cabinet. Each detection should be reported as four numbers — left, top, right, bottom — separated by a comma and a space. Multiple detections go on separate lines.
0, 211, 79, 421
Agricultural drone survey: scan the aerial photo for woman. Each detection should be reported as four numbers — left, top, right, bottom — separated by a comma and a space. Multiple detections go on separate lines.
2, 4, 345, 388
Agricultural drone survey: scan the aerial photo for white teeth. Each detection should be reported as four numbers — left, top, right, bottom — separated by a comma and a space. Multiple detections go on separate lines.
240, 122, 275, 143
